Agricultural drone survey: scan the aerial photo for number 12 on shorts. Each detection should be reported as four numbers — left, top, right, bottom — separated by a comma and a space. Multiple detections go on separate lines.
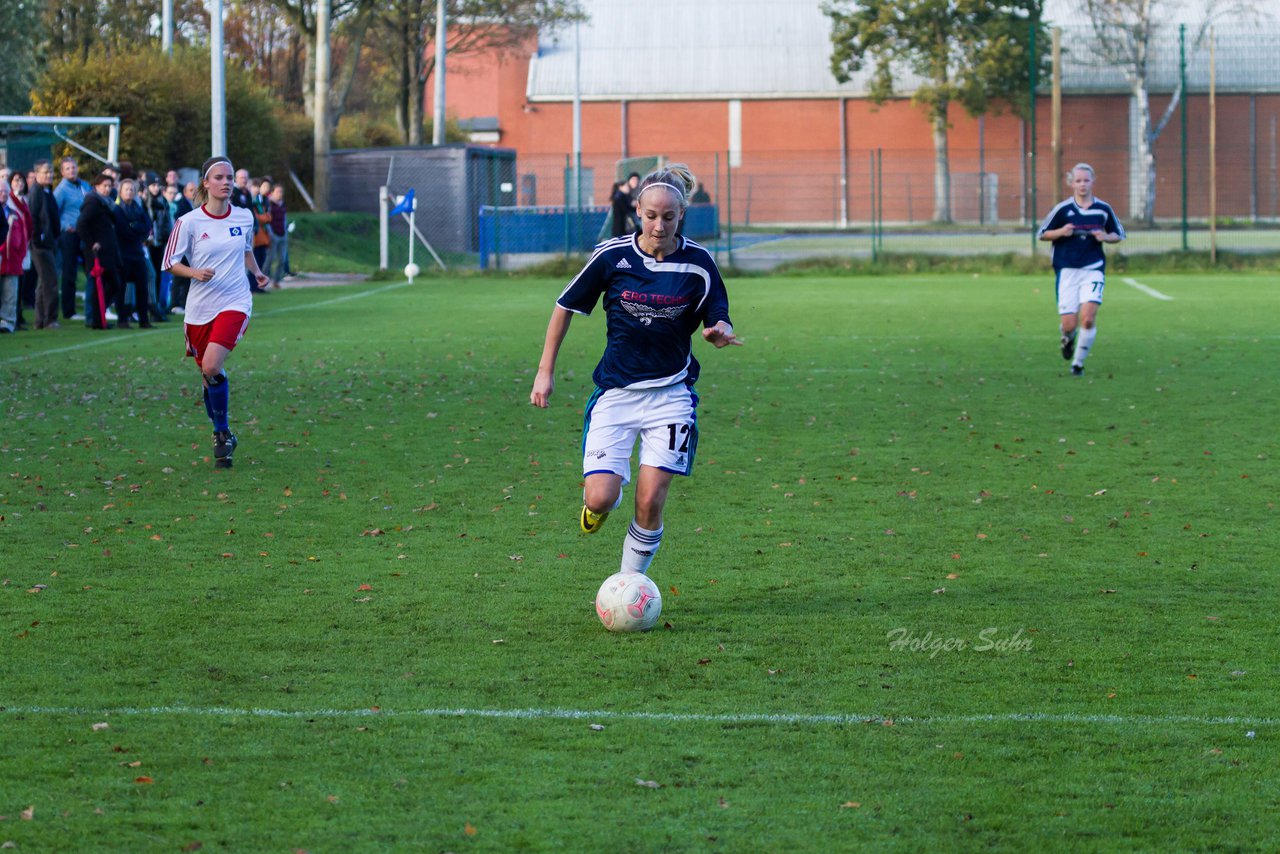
667, 423, 691, 452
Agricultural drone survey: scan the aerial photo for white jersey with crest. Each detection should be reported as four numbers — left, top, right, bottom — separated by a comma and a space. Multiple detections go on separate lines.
162, 204, 254, 325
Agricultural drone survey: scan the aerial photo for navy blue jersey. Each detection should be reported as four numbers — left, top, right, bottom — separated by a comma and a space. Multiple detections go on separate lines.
556, 234, 732, 390
1037, 197, 1125, 272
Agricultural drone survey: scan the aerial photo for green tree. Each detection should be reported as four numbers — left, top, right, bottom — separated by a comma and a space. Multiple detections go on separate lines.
0, 0, 41, 112
31, 47, 286, 177
825, 0, 1046, 223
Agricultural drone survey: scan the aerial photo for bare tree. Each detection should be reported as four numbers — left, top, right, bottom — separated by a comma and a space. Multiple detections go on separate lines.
1081, 0, 1258, 224
378, 0, 583, 146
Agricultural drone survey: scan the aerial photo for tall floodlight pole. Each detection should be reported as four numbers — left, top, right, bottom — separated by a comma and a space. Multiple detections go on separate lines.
162, 0, 173, 56
314, 0, 331, 210
572, 19, 582, 209
432, 0, 447, 145
210, 0, 226, 156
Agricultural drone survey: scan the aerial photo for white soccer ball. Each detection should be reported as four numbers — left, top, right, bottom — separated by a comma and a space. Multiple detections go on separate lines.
595, 571, 662, 632
404, 262, 420, 280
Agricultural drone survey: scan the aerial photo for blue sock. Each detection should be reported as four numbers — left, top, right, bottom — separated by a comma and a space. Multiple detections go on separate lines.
206, 373, 230, 432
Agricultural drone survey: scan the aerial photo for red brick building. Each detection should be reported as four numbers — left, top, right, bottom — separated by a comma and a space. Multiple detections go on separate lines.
429, 3, 1280, 227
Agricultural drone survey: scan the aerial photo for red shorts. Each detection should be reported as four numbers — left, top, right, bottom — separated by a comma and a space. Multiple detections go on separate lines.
185, 311, 250, 367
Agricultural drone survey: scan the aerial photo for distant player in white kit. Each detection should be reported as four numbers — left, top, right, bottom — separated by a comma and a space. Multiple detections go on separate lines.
531, 163, 741, 576
1037, 163, 1125, 377
163, 156, 269, 468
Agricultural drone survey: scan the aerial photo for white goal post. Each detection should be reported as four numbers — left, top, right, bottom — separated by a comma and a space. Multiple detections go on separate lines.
0, 115, 121, 166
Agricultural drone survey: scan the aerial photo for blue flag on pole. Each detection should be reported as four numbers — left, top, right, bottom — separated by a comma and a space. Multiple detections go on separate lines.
389, 189, 415, 217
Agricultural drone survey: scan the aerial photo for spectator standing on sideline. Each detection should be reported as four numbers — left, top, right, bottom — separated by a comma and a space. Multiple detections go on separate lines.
690, 182, 711, 204
265, 184, 288, 287
624, 172, 642, 232
609, 181, 633, 238
28, 160, 61, 329
8, 170, 34, 330
76, 172, 124, 329
54, 157, 92, 322
1037, 162, 1125, 377
111, 178, 153, 328
0, 182, 27, 333
251, 177, 272, 284
145, 174, 174, 319
230, 169, 252, 210
170, 183, 195, 313
230, 169, 263, 293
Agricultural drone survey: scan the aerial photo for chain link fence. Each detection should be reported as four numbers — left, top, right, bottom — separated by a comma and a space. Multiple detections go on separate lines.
334, 24, 1280, 273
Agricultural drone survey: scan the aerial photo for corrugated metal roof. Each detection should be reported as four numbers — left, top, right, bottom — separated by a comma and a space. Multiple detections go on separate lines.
525, 0, 1280, 101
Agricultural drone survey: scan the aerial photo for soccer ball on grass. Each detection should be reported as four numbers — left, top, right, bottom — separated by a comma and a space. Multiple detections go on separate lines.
595, 571, 662, 632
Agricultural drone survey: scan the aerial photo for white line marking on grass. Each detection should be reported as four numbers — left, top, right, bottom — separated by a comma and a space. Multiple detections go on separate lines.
1122, 277, 1175, 301
2, 705, 1273, 728
0, 280, 412, 366
260, 279, 413, 315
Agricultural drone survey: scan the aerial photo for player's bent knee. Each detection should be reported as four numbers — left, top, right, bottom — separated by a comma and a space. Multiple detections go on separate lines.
204, 369, 227, 386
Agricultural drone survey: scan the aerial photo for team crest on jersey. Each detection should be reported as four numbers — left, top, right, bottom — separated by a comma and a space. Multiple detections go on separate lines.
621, 299, 686, 326
615, 258, 632, 269
230, 226, 243, 236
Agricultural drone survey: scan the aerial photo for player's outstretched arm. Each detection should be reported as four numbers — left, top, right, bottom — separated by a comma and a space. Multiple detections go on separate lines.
703, 321, 742, 349
531, 306, 573, 408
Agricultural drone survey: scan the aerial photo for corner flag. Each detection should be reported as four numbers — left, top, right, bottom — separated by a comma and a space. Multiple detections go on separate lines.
389, 189, 415, 217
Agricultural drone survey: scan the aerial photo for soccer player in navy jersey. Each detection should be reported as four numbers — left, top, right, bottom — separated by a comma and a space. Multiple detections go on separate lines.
1038, 163, 1125, 376
531, 164, 741, 576
163, 157, 270, 468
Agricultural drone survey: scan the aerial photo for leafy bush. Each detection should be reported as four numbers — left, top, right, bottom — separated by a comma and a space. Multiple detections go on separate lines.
31, 46, 286, 178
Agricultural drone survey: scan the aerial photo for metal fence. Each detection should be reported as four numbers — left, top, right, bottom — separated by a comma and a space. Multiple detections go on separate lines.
373, 23, 1280, 272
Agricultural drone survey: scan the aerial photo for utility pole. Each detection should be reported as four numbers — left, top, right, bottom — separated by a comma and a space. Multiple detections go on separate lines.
432, 0, 447, 145
314, 0, 332, 210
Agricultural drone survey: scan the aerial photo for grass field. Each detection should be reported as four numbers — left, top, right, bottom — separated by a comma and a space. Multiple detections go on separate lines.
1, 271, 1278, 850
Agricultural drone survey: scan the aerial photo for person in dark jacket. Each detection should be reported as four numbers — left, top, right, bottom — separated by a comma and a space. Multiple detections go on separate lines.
170, 183, 195, 313
144, 174, 174, 319
111, 178, 153, 328
28, 160, 61, 329
76, 173, 124, 329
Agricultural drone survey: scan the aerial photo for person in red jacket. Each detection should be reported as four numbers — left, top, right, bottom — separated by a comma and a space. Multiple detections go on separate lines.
0, 182, 30, 333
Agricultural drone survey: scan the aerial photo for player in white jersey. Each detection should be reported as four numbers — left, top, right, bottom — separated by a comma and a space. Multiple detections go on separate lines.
1038, 163, 1125, 376
162, 156, 269, 468
531, 164, 741, 578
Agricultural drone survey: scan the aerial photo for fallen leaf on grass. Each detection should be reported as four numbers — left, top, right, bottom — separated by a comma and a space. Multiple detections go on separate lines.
635, 779, 662, 788
464, 822, 477, 836
361, 528, 384, 537
20, 806, 33, 821
134, 776, 153, 784
589, 724, 605, 731
91, 722, 109, 731
181, 843, 203, 853
840, 801, 861, 809
357, 584, 373, 591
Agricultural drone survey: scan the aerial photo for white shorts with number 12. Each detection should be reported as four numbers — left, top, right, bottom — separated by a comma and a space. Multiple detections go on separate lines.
582, 384, 699, 485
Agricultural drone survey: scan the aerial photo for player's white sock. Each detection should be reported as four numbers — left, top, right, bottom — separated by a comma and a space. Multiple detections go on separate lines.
620, 522, 663, 574
1073, 327, 1097, 367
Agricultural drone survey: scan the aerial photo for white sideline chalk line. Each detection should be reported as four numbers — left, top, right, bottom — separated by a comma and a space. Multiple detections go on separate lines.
0, 279, 411, 366
1, 705, 1273, 728
1122, 277, 1175, 301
